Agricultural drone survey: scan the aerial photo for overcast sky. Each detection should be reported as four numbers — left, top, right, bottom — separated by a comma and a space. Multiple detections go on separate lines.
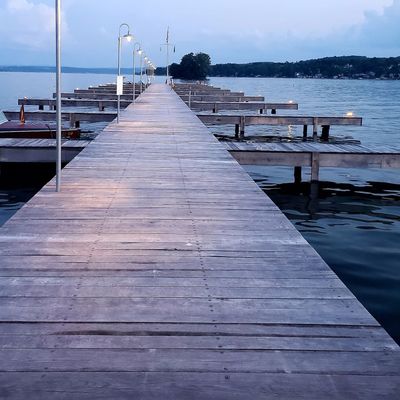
0, 0, 399, 67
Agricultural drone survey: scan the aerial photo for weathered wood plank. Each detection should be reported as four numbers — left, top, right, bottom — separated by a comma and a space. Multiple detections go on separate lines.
0, 83, 398, 399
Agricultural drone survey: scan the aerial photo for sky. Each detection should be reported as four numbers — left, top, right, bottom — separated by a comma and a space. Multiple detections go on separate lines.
0, 0, 399, 68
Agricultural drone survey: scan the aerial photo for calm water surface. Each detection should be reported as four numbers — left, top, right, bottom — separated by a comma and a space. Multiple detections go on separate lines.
1, 73, 399, 344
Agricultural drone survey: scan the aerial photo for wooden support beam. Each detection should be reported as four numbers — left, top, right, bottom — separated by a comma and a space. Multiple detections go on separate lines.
303, 125, 308, 140
20, 98, 132, 109
225, 143, 400, 169
311, 152, 320, 181
3, 111, 116, 124
313, 118, 319, 142
239, 116, 245, 140
321, 125, 331, 142
198, 115, 363, 128
294, 166, 302, 184
188, 101, 297, 112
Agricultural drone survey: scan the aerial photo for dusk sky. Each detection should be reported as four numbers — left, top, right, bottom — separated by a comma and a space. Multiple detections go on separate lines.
0, 0, 399, 68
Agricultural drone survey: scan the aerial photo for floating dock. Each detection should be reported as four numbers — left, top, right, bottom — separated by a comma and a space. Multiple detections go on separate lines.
0, 84, 399, 399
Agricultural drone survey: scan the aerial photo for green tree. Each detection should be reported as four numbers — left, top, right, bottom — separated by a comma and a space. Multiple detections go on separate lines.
170, 52, 211, 80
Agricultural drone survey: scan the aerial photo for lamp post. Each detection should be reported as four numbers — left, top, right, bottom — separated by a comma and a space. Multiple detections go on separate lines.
132, 42, 141, 104
139, 52, 144, 95
146, 60, 152, 85
144, 56, 148, 88
161, 27, 175, 85
55, 0, 61, 192
117, 23, 133, 123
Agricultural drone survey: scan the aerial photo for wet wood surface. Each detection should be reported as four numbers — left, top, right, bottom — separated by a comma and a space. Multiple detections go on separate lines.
0, 84, 399, 399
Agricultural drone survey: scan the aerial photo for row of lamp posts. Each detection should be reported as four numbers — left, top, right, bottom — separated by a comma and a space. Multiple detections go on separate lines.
54, 1, 156, 191
117, 23, 156, 123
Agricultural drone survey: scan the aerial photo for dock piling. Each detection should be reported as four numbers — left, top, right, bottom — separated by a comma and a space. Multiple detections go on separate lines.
311, 152, 320, 181
313, 117, 319, 141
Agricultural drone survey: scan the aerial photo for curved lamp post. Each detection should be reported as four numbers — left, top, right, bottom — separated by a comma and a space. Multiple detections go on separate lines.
132, 43, 141, 104
117, 23, 133, 123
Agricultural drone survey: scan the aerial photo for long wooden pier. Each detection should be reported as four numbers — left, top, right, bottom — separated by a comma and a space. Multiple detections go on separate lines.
0, 84, 399, 399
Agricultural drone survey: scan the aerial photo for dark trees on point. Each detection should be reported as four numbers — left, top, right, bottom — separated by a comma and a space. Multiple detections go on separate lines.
170, 52, 211, 80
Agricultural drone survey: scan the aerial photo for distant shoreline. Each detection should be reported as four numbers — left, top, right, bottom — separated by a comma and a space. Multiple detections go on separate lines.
2, 55, 400, 80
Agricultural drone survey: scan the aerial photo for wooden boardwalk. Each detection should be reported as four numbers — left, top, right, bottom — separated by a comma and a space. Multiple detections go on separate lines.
0, 84, 399, 399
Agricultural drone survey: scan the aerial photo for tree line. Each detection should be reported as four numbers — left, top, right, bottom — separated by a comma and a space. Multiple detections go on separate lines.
156, 55, 400, 80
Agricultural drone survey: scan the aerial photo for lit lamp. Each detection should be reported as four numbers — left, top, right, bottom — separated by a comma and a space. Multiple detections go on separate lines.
132, 43, 141, 104
117, 23, 133, 123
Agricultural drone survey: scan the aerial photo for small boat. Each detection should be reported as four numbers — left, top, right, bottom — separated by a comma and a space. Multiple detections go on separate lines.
0, 109, 80, 139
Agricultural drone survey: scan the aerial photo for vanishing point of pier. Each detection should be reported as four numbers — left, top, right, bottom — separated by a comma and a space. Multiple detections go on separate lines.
0, 84, 399, 399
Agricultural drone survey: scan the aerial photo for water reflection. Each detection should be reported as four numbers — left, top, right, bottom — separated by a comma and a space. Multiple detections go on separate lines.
252, 174, 400, 345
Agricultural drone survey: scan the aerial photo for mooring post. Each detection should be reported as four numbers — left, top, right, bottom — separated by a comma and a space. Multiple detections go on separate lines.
313, 118, 319, 142
239, 116, 245, 140
213, 103, 218, 114
311, 152, 320, 182
39, 105, 44, 111
321, 125, 330, 142
235, 124, 240, 139
271, 109, 277, 115
303, 125, 308, 141
69, 114, 75, 129
294, 166, 302, 184
260, 108, 264, 115
188, 90, 192, 108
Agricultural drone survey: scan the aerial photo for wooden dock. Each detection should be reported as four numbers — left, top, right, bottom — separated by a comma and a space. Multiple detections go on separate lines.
3, 110, 116, 128
0, 84, 399, 399
0, 138, 89, 163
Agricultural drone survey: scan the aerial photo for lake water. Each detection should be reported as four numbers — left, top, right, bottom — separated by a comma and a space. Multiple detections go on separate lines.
1, 72, 399, 344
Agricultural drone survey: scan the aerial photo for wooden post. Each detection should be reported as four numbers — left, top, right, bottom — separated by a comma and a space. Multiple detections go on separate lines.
39, 105, 44, 111
321, 125, 330, 142
235, 124, 240, 139
259, 108, 264, 115
239, 116, 245, 140
313, 118, 319, 142
213, 103, 218, 114
303, 125, 308, 141
310, 181, 319, 200
311, 152, 320, 182
271, 109, 277, 115
294, 166, 302, 184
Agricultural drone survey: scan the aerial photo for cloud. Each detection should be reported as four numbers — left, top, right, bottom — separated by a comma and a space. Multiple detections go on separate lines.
356, 0, 400, 52
203, 0, 400, 63
0, 0, 67, 50
0, 0, 397, 66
